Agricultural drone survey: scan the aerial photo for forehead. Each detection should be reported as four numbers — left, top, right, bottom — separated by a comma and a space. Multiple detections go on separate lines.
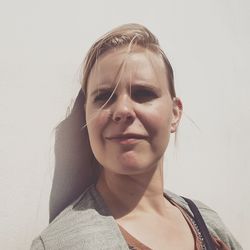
87, 46, 168, 93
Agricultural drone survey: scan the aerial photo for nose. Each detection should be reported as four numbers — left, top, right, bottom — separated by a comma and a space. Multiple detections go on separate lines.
112, 95, 136, 123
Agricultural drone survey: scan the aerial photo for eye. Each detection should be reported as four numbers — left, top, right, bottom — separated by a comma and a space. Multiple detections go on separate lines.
93, 91, 115, 105
131, 88, 158, 103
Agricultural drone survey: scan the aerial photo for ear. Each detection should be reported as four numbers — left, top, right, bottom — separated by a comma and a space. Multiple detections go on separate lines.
170, 97, 183, 133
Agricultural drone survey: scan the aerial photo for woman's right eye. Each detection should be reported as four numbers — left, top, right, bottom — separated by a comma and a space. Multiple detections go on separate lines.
93, 91, 115, 104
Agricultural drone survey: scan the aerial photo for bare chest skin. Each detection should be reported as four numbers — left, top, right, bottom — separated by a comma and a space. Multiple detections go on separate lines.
116, 203, 195, 250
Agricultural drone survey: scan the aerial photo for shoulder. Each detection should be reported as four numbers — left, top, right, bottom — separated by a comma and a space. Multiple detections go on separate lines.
192, 200, 242, 250
30, 185, 128, 250
165, 190, 242, 250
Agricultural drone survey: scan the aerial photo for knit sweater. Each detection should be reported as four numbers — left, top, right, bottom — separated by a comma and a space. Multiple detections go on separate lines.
31, 185, 242, 250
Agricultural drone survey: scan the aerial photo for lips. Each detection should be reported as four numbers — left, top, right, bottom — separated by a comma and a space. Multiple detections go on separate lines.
106, 133, 147, 140
105, 133, 147, 144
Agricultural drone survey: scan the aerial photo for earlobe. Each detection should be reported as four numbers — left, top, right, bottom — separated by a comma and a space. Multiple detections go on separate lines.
170, 97, 183, 133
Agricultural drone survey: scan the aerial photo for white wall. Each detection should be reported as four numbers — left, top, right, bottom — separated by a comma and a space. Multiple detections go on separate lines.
0, 0, 249, 249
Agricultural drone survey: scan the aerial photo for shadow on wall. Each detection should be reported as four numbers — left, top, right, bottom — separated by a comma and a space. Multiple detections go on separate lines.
49, 90, 99, 222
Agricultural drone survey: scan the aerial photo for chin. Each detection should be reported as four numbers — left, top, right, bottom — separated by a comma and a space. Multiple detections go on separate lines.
115, 158, 156, 176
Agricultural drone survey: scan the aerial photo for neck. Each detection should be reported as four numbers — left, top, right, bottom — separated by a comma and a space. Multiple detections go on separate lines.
96, 160, 171, 219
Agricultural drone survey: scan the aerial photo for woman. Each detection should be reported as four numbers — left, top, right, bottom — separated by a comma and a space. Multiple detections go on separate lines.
31, 23, 242, 250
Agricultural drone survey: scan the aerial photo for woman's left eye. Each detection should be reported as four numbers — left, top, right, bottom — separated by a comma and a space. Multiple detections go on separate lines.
132, 89, 157, 103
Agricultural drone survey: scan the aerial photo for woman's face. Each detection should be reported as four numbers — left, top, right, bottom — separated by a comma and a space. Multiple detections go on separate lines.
85, 47, 181, 175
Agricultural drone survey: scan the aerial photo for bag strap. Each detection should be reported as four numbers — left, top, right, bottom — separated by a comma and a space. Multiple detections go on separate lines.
182, 197, 216, 250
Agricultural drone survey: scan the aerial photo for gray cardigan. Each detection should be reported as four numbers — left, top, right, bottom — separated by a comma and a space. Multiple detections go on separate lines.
31, 185, 242, 250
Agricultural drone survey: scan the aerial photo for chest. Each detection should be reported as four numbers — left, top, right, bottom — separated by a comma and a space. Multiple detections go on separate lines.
118, 213, 196, 250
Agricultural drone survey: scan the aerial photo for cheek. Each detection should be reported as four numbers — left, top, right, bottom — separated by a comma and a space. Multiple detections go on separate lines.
136, 101, 173, 154
137, 103, 173, 136
86, 110, 110, 146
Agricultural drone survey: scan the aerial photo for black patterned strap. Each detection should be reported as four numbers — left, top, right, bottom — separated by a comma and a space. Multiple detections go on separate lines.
182, 197, 217, 250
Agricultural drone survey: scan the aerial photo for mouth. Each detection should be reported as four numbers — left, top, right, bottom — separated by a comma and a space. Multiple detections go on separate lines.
106, 133, 147, 144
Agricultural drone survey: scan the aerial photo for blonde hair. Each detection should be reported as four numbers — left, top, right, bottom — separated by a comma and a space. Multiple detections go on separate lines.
81, 23, 176, 100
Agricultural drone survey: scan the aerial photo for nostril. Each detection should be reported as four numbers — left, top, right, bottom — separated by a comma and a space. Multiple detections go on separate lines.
114, 116, 121, 122
126, 114, 133, 121
112, 112, 134, 123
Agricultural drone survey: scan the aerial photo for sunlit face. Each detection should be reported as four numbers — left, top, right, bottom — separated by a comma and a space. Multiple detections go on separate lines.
85, 46, 181, 175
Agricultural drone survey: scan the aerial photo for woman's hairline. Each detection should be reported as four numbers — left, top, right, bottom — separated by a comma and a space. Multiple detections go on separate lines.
82, 44, 176, 102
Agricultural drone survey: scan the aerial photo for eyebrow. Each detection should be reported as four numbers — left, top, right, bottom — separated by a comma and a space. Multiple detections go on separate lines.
131, 83, 160, 92
90, 86, 114, 98
90, 83, 161, 97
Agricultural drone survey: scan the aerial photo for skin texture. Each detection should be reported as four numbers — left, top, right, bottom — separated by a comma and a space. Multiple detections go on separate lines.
85, 47, 194, 250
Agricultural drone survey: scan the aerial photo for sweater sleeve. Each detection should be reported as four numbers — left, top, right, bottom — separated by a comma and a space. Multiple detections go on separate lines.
30, 236, 45, 250
193, 200, 242, 250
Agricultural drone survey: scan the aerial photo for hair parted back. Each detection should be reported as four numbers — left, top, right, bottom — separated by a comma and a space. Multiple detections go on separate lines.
81, 23, 176, 99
